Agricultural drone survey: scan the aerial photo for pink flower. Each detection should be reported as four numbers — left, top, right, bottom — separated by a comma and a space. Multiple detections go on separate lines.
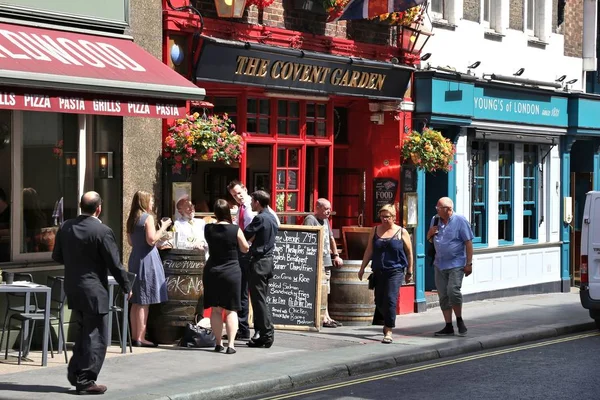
164, 152, 171, 158
174, 155, 183, 162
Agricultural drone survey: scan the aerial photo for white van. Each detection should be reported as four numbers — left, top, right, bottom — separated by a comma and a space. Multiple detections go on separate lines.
580, 191, 600, 329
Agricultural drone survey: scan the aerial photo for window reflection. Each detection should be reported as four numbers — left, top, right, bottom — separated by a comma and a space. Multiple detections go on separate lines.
0, 110, 11, 262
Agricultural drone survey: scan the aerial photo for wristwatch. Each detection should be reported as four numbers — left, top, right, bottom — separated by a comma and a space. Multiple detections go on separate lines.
332, 253, 339, 258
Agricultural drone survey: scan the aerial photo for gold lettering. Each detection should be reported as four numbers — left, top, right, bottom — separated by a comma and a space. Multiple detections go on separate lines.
235, 56, 249, 75
292, 63, 303, 81
300, 65, 312, 82
348, 71, 361, 88
281, 62, 293, 80
368, 73, 379, 89
375, 74, 386, 91
271, 61, 282, 79
309, 66, 322, 83
358, 72, 370, 88
339, 70, 351, 86
257, 59, 270, 77
244, 57, 260, 76
319, 68, 332, 84
330, 69, 342, 85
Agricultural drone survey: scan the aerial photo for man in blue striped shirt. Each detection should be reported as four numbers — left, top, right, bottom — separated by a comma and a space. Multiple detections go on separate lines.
427, 197, 473, 337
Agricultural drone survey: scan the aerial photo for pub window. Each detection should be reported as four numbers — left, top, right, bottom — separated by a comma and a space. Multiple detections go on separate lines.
18, 112, 79, 257
523, 144, 538, 242
0, 110, 11, 263
276, 147, 300, 214
498, 143, 513, 244
471, 141, 487, 245
306, 103, 326, 137
277, 100, 300, 136
247, 98, 270, 134
212, 97, 238, 128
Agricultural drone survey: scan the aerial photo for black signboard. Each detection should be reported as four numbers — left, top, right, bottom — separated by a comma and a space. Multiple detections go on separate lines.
401, 164, 417, 193
268, 225, 323, 331
373, 178, 398, 223
196, 37, 413, 99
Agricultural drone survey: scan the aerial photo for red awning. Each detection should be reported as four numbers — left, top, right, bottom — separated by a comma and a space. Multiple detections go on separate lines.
0, 22, 205, 118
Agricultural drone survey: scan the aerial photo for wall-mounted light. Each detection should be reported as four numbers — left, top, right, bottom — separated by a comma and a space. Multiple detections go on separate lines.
95, 152, 113, 179
64, 151, 77, 179
214, 0, 247, 18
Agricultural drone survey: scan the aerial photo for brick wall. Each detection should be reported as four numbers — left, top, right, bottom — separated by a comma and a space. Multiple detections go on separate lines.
191, 0, 394, 45
508, 0, 523, 31
563, 0, 583, 57
463, 0, 480, 23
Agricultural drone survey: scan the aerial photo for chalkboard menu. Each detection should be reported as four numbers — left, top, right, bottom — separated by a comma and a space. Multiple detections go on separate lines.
373, 178, 398, 222
268, 225, 324, 331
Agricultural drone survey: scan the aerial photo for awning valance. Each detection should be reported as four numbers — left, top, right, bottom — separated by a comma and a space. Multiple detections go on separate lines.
0, 22, 205, 117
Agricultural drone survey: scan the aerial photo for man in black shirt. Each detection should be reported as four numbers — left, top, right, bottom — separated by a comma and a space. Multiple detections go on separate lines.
243, 190, 278, 348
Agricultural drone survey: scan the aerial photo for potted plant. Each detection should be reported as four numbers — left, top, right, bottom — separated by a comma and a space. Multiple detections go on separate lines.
399, 128, 456, 172
164, 112, 245, 174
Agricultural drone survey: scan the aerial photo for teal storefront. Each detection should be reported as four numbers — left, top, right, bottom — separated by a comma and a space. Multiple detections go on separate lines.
565, 94, 600, 287
412, 70, 569, 311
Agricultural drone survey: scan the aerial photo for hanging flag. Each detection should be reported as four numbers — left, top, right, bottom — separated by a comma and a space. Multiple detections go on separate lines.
335, 0, 427, 21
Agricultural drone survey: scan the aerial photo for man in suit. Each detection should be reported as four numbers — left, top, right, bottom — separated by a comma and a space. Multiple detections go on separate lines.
243, 190, 279, 348
52, 191, 131, 395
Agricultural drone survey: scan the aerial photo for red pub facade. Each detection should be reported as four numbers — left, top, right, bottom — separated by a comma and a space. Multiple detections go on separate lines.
162, 0, 421, 312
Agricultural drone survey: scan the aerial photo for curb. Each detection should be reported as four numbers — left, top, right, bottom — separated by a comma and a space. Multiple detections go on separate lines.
163, 321, 597, 400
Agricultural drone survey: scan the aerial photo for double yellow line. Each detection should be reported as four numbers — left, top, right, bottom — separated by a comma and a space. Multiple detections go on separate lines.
259, 332, 599, 400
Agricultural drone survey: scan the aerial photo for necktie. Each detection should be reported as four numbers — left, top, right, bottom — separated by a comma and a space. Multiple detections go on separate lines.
239, 205, 245, 230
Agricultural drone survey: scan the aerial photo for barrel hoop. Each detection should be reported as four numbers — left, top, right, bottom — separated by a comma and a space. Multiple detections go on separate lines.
329, 304, 377, 309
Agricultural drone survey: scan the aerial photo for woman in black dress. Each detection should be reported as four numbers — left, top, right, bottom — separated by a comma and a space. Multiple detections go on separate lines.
204, 199, 249, 354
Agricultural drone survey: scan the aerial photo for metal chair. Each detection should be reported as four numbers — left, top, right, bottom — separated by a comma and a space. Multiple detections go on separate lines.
46, 276, 68, 363
3, 277, 64, 365
0, 273, 43, 354
110, 272, 137, 353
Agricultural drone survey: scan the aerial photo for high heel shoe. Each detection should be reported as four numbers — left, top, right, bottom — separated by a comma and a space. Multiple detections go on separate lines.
214, 344, 225, 352
225, 347, 236, 354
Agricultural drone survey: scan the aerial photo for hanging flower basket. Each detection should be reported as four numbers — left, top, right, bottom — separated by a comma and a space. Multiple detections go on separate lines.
323, 0, 351, 21
246, 0, 275, 9
164, 112, 245, 174
374, 5, 424, 26
399, 128, 456, 173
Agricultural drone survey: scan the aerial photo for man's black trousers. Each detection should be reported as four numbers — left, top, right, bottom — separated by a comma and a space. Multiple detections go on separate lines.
248, 255, 274, 340
67, 310, 109, 388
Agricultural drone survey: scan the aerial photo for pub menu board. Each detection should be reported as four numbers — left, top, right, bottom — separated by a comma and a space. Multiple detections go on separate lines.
269, 225, 324, 331
373, 178, 398, 223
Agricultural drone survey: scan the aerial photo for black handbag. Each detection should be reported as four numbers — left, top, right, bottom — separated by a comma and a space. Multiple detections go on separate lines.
178, 323, 216, 348
367, 273, 376, 290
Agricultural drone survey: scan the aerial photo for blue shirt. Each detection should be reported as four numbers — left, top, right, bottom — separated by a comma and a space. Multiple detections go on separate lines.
431, 214, 473, 270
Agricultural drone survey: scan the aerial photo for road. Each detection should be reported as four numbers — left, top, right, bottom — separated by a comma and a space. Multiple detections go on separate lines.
249, 331, 600, 400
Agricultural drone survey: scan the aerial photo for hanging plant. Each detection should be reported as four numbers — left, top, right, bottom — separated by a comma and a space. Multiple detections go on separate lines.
374, 5, 424, 26
246, 0, 275, 9
164, 112, 245, 174
399, 128, 456, 173
322, 0, 351, 21
53, 140, 63, 158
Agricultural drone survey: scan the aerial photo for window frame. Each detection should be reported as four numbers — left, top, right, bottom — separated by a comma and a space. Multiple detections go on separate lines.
482, 0, 492, 25
525, 0, 536, 34
522, 144, 538, 243
471, 141, 488, 247
430, 0, 446, 20
498, 143, 514, 245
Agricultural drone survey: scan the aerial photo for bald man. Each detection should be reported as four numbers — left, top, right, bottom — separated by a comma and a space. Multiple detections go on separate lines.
173, 198, 208, 257
52, 191, 131, 395
427, 197, 473, 337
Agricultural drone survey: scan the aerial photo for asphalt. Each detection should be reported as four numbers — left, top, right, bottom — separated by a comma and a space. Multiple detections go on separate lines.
0, 292, 596, 400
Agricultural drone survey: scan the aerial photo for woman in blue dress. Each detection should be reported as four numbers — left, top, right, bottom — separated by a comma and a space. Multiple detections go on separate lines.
126, 190, 172, 347
358, 204, 414, 344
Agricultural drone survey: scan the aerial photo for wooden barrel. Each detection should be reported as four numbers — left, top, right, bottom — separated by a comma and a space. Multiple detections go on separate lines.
148, 249, 206, 344
328, 260, 376, 326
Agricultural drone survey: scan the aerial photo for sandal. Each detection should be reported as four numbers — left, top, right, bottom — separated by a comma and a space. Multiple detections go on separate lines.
331, 320, 343, 327
323, 320, 337, 328
382, 335, 393, 344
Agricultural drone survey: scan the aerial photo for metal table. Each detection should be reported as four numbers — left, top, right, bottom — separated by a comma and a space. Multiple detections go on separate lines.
0, 283, 51, 366
107, 276, 129, 354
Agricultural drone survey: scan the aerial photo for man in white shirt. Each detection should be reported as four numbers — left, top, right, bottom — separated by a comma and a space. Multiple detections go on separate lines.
173, 198, 208, 258
227, 180, 279, 341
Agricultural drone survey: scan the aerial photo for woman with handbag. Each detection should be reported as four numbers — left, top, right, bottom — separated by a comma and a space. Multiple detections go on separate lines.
358, 204, 414, 344
203, 199, 250, 354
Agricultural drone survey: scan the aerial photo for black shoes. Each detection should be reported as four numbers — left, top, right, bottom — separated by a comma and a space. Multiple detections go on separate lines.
251, 332, 260, 341
76, 383, 107, 395
214, 344, 225, 352
132, 340, 158, 347
457, 319, 468, 337
225, 347, 236, 354
434, 325, 455, 336
247, 338, 273, 348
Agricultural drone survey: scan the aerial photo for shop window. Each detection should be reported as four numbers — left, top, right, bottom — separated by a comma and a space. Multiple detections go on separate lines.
471, 141, 487, 245
247, 98, 270, 134
212, 97, 238, 128
0, 110, 11, 263
277, 100, 300, 136
523, 144, 538, 242
19, 112, 79, 257
306, 103, 326, 137
276, 147, 300, 213
498, 143, 513, 244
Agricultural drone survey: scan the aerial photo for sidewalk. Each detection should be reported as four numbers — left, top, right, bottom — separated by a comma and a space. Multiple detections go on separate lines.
0, 292, 595, 400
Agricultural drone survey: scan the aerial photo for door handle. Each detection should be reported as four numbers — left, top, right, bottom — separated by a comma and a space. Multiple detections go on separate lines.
357, 213, 364, 227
